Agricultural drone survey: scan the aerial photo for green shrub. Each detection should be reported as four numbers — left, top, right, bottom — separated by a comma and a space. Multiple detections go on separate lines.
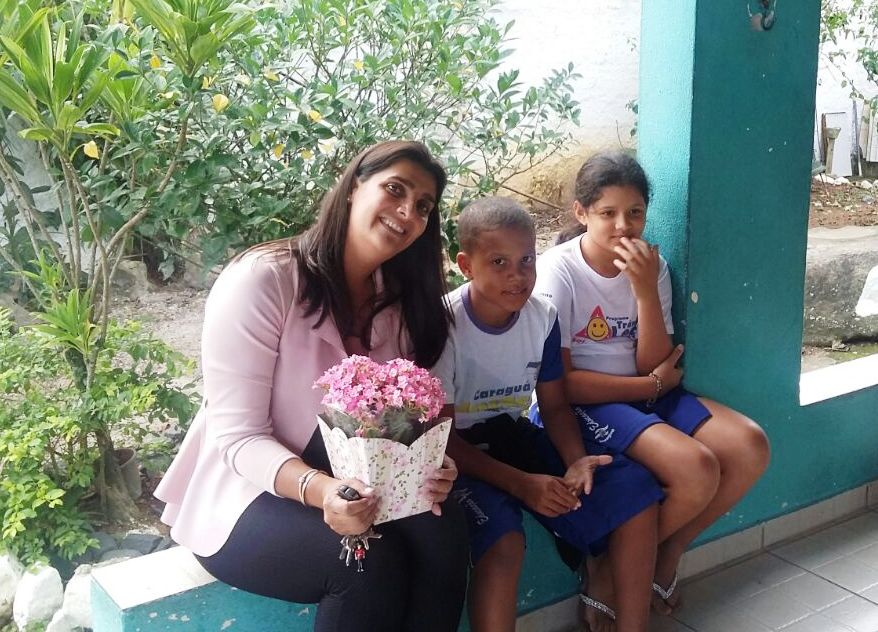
0, 307, 197, 564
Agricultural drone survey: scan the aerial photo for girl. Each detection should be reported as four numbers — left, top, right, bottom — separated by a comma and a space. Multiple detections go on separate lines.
155, 141, 469, 632
530, 151, 770, 625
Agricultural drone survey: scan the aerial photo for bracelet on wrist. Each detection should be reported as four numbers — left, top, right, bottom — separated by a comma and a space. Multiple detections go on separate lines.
645, 371, 663, 407
297, 468, 325, 506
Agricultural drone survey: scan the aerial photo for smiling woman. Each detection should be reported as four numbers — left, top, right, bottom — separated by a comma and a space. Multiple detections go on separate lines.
153, 141, 469, 632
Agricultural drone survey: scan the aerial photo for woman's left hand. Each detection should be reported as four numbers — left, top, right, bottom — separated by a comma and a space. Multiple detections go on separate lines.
424, 455, 458, 516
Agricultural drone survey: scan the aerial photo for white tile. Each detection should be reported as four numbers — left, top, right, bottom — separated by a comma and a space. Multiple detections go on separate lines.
90, 546, 216, 609
867, 482, 878, 507
773, 527, 862, 570
834, 488, 869, 520
851, 543, 878, 570
775, 572, 852, 612
673, 602, 773, 632
764, 499, 834, 547
682, 554, 804, 609
822, 595, 878, 632
813, 555, 878, 593
680, 538, 726, 580
839, 511, 878, 550
779, 612, 855, 632
649, 615, 696, 632
857, 582, 878, 604
720, 525, 764, 562
737, 585, 817, 629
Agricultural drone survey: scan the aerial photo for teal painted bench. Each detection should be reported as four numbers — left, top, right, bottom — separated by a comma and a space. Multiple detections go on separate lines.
91, 515, 578, 631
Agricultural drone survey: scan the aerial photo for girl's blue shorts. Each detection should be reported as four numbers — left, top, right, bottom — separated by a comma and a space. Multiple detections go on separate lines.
452, 417, 664, 564
529, 387, 712, 455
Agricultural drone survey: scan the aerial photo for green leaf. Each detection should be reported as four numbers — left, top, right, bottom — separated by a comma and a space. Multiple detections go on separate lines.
18, 126, 55, 142
72, 122, 120, 137
0, 70, 42, 123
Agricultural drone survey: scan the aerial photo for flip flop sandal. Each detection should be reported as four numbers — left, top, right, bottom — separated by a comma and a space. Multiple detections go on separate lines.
580, 593, 617, 621
652, 572, 679, 603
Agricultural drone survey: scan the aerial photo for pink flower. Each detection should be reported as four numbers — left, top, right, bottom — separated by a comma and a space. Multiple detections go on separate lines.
314, 355, 445, 438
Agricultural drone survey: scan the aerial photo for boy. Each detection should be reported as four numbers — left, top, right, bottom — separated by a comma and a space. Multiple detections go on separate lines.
432, 197, 663, 632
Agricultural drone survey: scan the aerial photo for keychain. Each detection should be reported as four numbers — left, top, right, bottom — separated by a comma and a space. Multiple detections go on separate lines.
337, 484, 381, 572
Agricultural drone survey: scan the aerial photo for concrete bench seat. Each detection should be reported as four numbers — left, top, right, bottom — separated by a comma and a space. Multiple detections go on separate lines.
91, 514, 579, 631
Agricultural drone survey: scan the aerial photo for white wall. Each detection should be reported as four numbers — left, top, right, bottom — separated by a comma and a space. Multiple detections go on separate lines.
497, 0, 874, 169
496, 0, 641, 150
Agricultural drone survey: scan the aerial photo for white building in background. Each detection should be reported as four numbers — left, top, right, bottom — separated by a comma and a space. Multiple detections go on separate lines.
497, 0, 877, 175
497, 0, 641, 150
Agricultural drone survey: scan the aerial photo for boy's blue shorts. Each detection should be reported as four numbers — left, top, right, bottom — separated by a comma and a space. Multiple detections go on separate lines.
452, 422, 663, 564
529, 387, 712, 455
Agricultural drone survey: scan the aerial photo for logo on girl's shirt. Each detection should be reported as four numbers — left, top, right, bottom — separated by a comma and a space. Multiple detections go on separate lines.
573, 305, 637, 343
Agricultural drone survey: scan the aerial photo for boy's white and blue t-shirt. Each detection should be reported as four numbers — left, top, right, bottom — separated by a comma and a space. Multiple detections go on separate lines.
431, 284, 562, 429
433, 283, 663, 563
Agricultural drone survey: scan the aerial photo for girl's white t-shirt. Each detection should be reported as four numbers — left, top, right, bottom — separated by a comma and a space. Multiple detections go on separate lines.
534, 235, 674, 377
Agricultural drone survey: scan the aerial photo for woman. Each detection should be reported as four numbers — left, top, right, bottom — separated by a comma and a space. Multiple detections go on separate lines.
155, 141, 469, 632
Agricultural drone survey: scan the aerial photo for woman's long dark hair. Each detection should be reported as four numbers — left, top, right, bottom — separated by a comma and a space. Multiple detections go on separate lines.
241, 140, 451, 368
556, 150, 651, 244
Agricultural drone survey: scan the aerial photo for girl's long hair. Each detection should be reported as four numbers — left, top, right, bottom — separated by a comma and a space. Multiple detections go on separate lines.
556, 151, 651, 244
239, 140, 451, 368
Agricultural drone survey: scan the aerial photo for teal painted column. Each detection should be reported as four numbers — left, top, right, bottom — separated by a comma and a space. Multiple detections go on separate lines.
639, 0, 878, 539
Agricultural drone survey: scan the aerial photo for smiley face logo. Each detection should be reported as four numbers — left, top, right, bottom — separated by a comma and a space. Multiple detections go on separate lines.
585, 306, 611, 341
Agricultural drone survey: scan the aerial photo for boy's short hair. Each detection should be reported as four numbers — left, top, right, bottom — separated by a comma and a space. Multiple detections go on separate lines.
458, 196, 535, 253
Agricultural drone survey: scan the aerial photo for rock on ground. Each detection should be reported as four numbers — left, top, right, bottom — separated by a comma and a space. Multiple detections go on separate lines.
12, 564, 63, 630
0, 553, 23, 626
57, 564, 93, 630
804, 227, 878, 345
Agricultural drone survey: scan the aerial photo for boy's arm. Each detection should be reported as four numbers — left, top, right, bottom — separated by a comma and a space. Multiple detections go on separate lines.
535, 379, 612, 495
443, 405, 580, 517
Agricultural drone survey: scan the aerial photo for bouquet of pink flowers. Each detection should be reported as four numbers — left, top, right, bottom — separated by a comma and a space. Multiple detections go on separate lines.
314, 355, 451, 523
314, 355, 446, 444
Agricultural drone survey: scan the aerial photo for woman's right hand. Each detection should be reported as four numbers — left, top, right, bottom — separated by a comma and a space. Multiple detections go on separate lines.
320, 478, 379, 535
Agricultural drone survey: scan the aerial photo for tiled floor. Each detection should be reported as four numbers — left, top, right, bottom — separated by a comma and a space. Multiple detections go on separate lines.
651, 509, 878, 632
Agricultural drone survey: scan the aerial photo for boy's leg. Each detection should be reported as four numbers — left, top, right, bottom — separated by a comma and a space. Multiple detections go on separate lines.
468, 531, 526, 632
651, 399, 769, 611
452, 475, 527, 632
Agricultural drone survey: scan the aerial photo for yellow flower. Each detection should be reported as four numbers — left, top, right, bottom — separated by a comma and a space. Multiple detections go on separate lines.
307, 109, 322, 123
201, 75, 215, 89
149, 54, 161, 69
272, 144, 284, 159
299, 149, 314, 160
263, 68, 279, 82
336, 15, 347, 28
83, 140, 100, 159
212, 94, 230, 113
353, 59, 364, 72
160, 91, 176, 99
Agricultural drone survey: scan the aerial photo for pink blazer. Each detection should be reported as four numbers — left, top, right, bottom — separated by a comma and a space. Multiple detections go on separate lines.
154, 252, 410, 556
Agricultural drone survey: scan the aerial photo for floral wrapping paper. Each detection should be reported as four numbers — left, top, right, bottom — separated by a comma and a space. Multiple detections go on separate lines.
317, 416, 452, 524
